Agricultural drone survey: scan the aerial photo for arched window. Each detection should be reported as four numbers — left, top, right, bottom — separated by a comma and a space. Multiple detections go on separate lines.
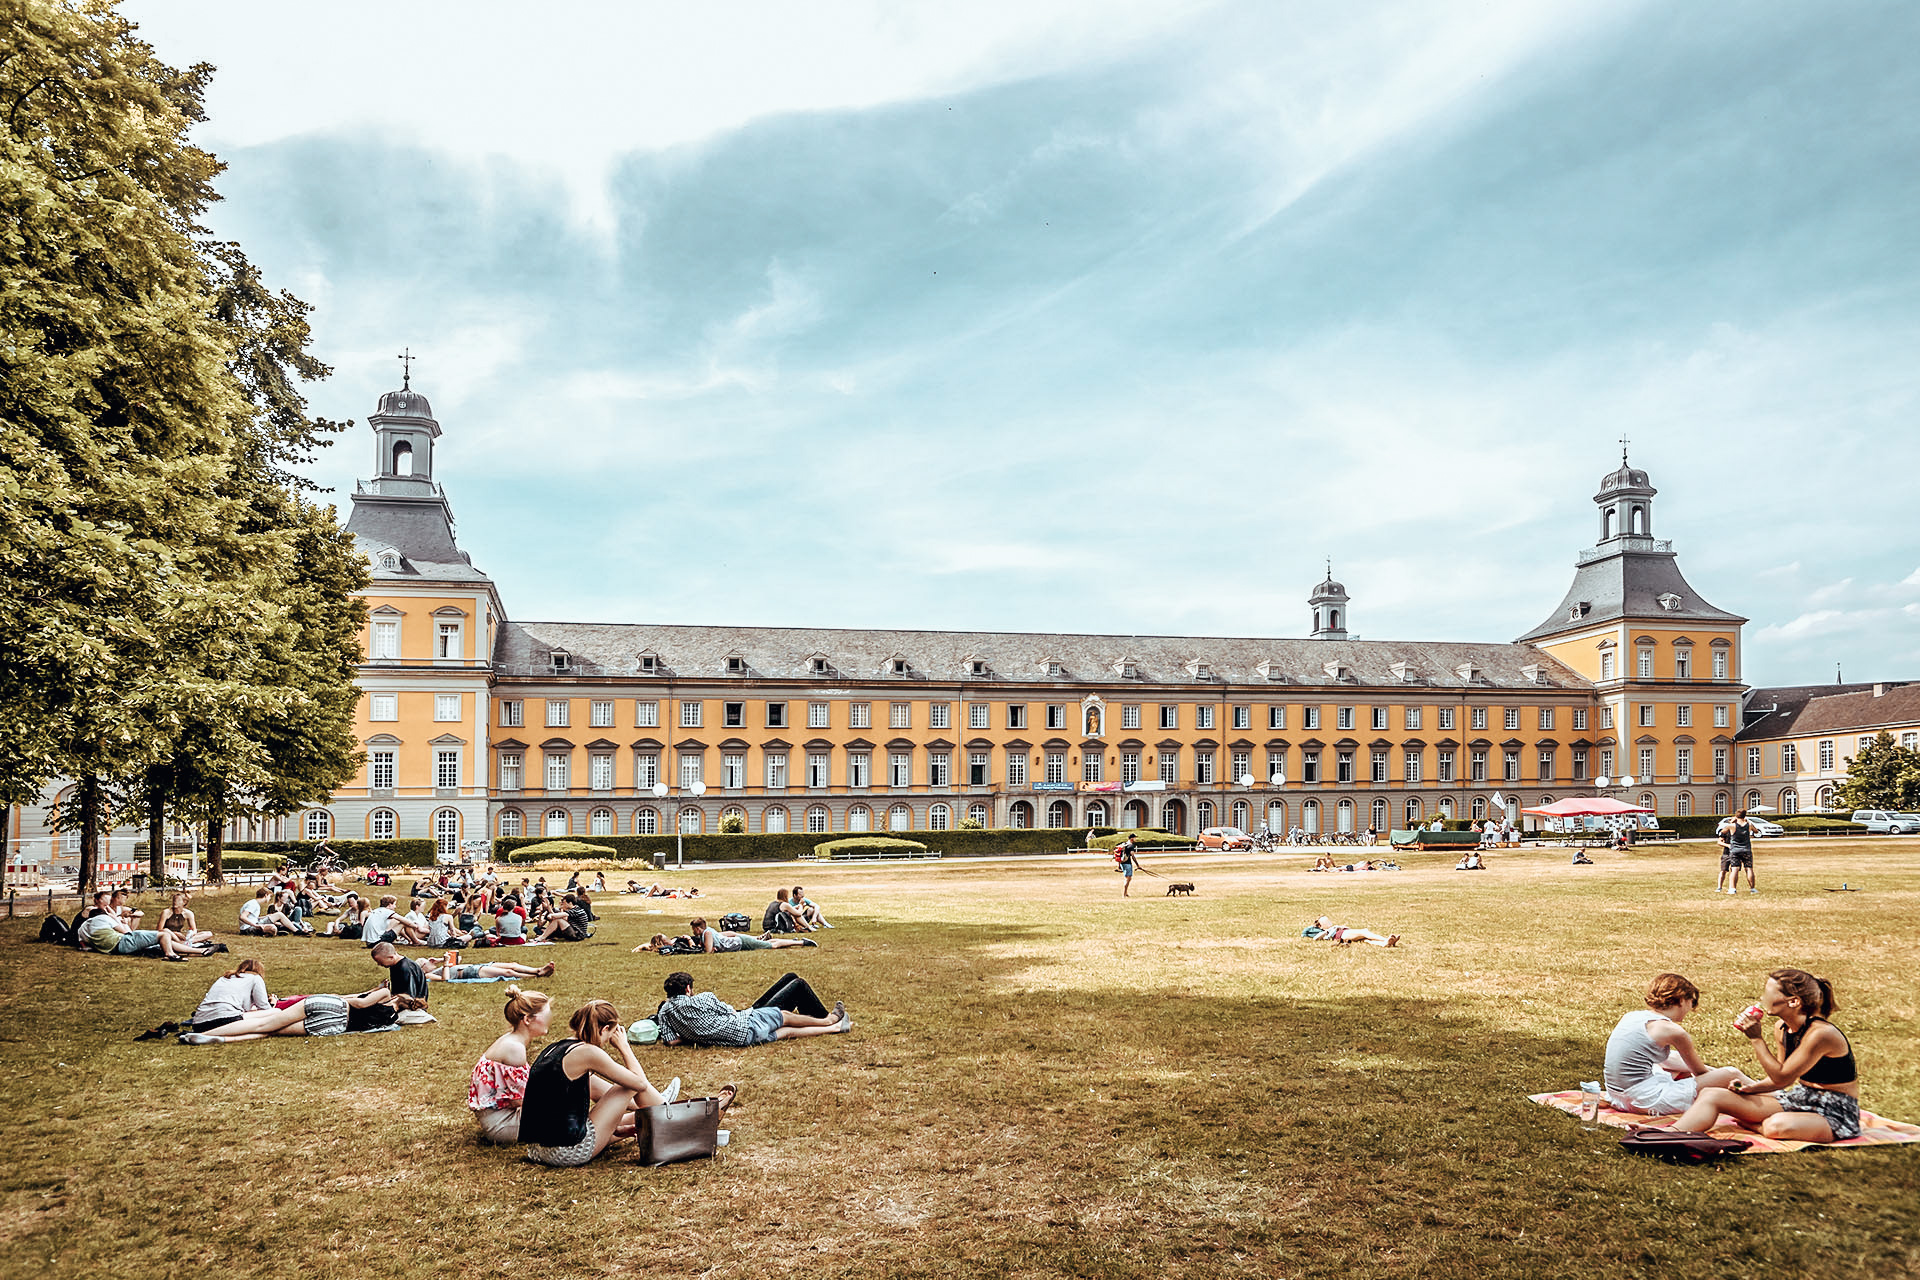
392, 439, 413, 475
1745, 790, 1762, 811
1604, 508, 1617, 539
1714, 792, 1729, 816
1046, 800, 1071, 829
1124, 799, 1149, 828
1301, 799, 1320, 833
1404, 797, 1422, 825
544, 808, 568, 837
928, 803, 950, 831
764, 806, 788, 834
1336, 798, 1354, 833
304, 810, 332, 841
370, 808, 397, 840
1329, 610, 1341, 630
967, 802, 989, 827
848, 805, 871, 832
1815, 785, 1834, 810
1471, 796, 1488, 821
1370, 798, 1388, 831
1439, 798, 1455, 818
1161, 800, 1186, 834
887, 804, 912, 831
634, 807, 658, 835
1639, 793, 1657, 814
1266, 800, 1287, 832
679, 807, 703, 834
1676, 792, 1692, 817
590, 807, 614, 836
434, 809, 460, 862
1007, 801, 1031, 829
1231, 800, 1250, 830
1196, 800, 1214, 829
806, 805, 830, 833
498, 809, 523, 838
1631, 505, 1646, 534
1779, 790, 1798, 815
1086, 800, 1109, 828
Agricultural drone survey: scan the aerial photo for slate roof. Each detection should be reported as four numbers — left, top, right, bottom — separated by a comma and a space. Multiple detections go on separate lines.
1517, 546, 1745, 643
1738, 682, 1920, 741
493, 621, 1590, 690
344, 491, 492, 584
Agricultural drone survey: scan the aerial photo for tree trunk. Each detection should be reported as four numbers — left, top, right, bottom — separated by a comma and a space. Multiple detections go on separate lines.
78, 775, 102, 892
147, 766, 168, 884
205, 814, 224, 886
0, 798, 11, 898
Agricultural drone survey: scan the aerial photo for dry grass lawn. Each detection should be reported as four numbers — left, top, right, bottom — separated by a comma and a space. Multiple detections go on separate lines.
1, 839, 1917, 1279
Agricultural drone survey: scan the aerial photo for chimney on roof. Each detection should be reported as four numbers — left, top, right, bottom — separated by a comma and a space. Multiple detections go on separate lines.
1874, 683, 1885, 697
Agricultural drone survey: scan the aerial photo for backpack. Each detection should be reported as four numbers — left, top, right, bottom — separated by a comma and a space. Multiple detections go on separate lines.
1619, 1129, 1750, 1161
69, 911, 93, 949
718, 912, 751, 932
39, 915, 72, 945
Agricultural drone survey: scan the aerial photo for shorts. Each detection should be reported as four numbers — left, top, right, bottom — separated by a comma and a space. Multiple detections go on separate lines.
746, 1005, 788, 1044
453, 964, 483, 980
737, 936, 773, 951
472, 1106, 521, 1144
524, 1120, 598, 1167
1778, 1085, 1861, 1140
113, 930, 162, 955
364, 930, 397, 948
1722, 849, 1753, 869
1606, 1072, 1699, 1116
302, 994, 350, 1037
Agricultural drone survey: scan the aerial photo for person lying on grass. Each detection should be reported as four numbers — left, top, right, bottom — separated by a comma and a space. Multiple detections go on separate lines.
189, 958, 276, 1036
1301, 916, 1400, 947
631, 934, 699, 954
1665, 968, 1863, 1142
1603, 972, 1753, 1115
688, 917, 816, 953
179, 989, 429, 1042
653, 971, 850, 1047
425, 956, 556, 982
518, 998, 736, 1168
78, 893, 210, 961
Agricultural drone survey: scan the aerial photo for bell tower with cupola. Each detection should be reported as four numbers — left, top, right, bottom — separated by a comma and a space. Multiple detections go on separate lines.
365, 355, 441, 497
1309, 566, 1349, 640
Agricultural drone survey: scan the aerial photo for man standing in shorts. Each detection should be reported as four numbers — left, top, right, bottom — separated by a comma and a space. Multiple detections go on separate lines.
1115, 835, 1143, 897
1717, 809, 1757, 895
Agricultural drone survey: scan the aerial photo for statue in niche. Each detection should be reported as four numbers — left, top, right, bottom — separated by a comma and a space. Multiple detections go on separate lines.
1085, 706, 1102, 738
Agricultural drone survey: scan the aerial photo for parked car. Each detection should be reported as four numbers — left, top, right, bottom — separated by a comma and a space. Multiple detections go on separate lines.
1849, 809, 1920, 834
1194, 826, 1254, 851
1718, 816, 1785, 837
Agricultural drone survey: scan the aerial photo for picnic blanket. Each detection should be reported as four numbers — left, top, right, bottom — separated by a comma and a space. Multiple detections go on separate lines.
1531, 1089, 1920, 1154
445, 973, 517, 983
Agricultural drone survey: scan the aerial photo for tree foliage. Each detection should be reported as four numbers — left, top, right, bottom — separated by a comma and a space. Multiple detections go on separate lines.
1837, 732, 1920, 812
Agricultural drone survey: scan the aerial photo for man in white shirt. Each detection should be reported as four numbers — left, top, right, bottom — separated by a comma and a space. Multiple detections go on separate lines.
360, 895, 427, 948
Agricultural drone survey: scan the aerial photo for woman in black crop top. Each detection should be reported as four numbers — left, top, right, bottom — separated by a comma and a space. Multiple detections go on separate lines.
518, 999, 686, 1167
1671, 968, 1861, 1141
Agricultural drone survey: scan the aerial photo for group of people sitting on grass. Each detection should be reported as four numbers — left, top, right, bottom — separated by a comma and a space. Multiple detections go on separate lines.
307, 883, 598, 949
73, 889, 220, 960
174, 943, 448, 1043
1600, 969, 1862, 1142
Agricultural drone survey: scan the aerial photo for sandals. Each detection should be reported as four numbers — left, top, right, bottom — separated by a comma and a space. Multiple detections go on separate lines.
717, 1082, 739, 1113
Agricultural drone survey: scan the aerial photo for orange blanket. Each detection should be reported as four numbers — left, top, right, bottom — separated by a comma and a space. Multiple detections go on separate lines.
1530, 1089, 1920, 1154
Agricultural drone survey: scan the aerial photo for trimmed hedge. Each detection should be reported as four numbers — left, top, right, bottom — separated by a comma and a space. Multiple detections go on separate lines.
815, 836, 929, 858
494, 826, 1106, 865
505, 840, 620, 864
1086, 829, 1191, 851
223, 839, 442, 867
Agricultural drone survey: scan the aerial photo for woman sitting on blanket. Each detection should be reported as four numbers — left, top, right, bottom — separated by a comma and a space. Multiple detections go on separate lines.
1301, 916, 1399, 947
424, 956, 555, 982
1603, 973, 1752, 1114
180, 989, 428, 1043
1667, 968, 1863, 1142
689, 917, 815, 953
189, 958, 275, 1036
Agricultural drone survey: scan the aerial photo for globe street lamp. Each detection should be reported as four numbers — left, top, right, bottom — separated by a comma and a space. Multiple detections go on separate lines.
651, 779, 707, 871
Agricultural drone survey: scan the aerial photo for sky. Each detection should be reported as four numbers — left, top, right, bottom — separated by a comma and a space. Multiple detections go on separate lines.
125, 0, 1920, 688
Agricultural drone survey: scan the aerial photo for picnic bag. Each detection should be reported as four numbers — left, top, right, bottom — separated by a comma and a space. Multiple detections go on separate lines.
634, 1096, 722, 1166
718, 912, 752, 932
39, 915, 72, 945
1619, 1129, 1750, 1161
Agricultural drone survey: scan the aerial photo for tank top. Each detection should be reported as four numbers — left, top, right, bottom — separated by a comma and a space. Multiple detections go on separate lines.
519, 1039, 591, 1146
1725, 820, 1753, 854
1781, 1016, 1856, 1086
1604, 1010, 1674, 1093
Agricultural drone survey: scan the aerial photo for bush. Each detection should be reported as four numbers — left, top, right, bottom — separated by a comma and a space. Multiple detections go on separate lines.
957, 817, 985, 830
494, 827, 1104, 865
813, 836, 929, 859
719, 813, 746, 834
222, 839, 443, 866
504, 840, 620, 864
1086, 829, 1191, 851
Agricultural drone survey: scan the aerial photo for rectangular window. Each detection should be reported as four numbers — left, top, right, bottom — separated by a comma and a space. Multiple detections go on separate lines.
929, 703, 949, 730
929, 753, 951, 787
970, 703, 989, 730
1904, 733, 1919, 751
436, 621, 461, 659
1268, 705, 1286, 730
1233, 705, 1251, 731
1197, 705, 1215, 730
1639, 704, 1655, 727
635, 755, 658, 788
1600, 651, 1616, 681
891, 703, 911, 730
371, 620, 400, 660
1504, 708, 1520, 731
1714, 704, 1729, 728
1818, 739, 1834, 771
1470, 750, 1488, 782
1370, 706, 1387, 731
546, 754, 570, 791
1538, 707, 1554, 731
1335, 751, 1353, 784
971, 753, 991, 786
1675, 650, 1691, 679
1158, 752, 1177, 784
1232, 750, 1251, 783
499, 753, 522, 791
1437, 750, 1454, 783
500, 699, 524, 728
890, 752, 911, 787
1370, 750, 1388, 784
546, 699, 569, 728
1003, 754, 1024, 787
1713, 649, 1729, 679
370, 694, 398, 722
1336, 707, 1354, 731
809, 702, 830, 729
1045, 704, 1065, 730
1123, 705, 1142, 730
1601, 706, 1615, 730
724, 702, 745, 728
807, 752, 830, 788
1637, 649, 1654, 679
636, 700, 659, 728
680, 755, 703, 789
1121, 752, 1141, 785
1538, 750, 1554, 781
1403, 750, 1421, 784
1266, 749, 1286, 781
1437, 707, 1454, 731
1405, 707, 1422, 731
847, 753, 870, 787
1302, 751, 1321, 784
723, 753, 746, 789
1503, 750, 1519, 782
435, 693, 460, 722
1470, 707, 1488, 731
590, 754, 613, 791
1676, 705, 1692, 727
1160, 705, 1179, 730
590, 699, 614, 727
1196, 751, 1215, 785
1573, 749, 1588, 780
1572, 708, 1588, 731
1639, 747, 1656, 779
765, 754, 787, 789
369, 750, 396, 790
1747, 746, 1761, 776
1046, 753, 1066, 785
767, 701, 787, 728
1712, 747, 1727, 780
1676, 747, 1692, 781
1600, 748, 1615, 777
680, 701, 702, 728
1303, 706, 1320, 730
1082, 755, 1103, 784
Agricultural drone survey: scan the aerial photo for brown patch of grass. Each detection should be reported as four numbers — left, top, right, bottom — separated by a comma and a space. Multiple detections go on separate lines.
1, 841, 1918, 1277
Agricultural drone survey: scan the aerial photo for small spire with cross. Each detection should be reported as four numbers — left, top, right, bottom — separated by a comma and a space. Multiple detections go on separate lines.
398, 347, 415, 390
1619, 433, 1630, 464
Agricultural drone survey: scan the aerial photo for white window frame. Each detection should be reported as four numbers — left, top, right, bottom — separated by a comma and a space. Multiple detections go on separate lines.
1268, 706, 1286, 730
810, 702, 831, 729
890, 703, 911, 730
680, 700, 702, 728
590, 699, 614, 728
434, 693, 460, 722
1003, 754, 1023, 788
501, 699, 524, 728
546, 699, 569, 728
765, 753, 787, 789
369, 750, 396, 790
589, 753, 614, 791
929, 703, 950, 730
969, 703, 989, 730
636, 700, 659, 728
370, 694, 398, 722
889, 752, 911, 788
1124, 705, 1142, 731
499, 753, 523, 791
545, 753, 570, 791
435, 748, 460, 790
436, 620, 462, 660
371, 620, 400, 660
849, 703, 871, 730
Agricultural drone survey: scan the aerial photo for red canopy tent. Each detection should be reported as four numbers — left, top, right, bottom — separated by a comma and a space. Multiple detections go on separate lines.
1522, 796, 1655, 817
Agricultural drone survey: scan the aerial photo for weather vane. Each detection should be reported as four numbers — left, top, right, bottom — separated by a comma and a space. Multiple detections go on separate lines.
398, 347, 415, 390
1619, 433, 1630, 463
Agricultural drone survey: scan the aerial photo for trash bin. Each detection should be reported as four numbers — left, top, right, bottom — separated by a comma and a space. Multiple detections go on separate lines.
132, 873, 148, 892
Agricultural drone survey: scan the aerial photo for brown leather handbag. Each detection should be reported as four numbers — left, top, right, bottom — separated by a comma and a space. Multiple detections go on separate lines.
635, 1096, 722, 1166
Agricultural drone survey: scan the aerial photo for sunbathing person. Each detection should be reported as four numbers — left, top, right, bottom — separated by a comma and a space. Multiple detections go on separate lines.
1603, 973, 1753, 1114
1301, 916, 1400, 947
426, 956, 556, 982
655, 971, 850, 1047
190, 958, 276, 1035
78, 896, 208, 961
468, 984, 549, 1144
179, 989, 428, 1042
1309, 854, 1338, 872
1667, 968, 1863, 1142
689, 917, 815, 953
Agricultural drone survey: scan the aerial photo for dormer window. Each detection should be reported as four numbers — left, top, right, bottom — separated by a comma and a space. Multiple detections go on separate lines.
1047, 661, 1064, 679
726, 656, 746, 675
1454, 662, 1483, 683
1388, 661, 1418, 684
1521, 663, 1548, 687
638, 654, 658, 674
810, 656, 832, 676
969, 659, 989, 677
892, 659, 911, 675
1324, 659, 1352, 682
1113, 657, 1140, 680
1186, 659, 1211, 680
549, 651, 572, 674
377, 550, 400, 571
1257, 660, 1288, 683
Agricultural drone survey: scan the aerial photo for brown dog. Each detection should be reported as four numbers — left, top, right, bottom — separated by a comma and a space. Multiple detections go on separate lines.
1165, 882, 1196, 896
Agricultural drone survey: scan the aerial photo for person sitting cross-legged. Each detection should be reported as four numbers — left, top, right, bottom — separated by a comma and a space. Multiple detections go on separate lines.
654, 970, 850, 1047
529, 893, 594, 943
240, 887, 312, 937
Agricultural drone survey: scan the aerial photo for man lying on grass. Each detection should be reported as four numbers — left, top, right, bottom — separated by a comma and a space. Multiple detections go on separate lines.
78, 892, 213, 961
654, 971, 851, 1047
688, 916, 816, 953
1301, 916, 1400, 947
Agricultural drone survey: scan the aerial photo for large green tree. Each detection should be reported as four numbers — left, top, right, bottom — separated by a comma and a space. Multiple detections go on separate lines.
1836, 732, 1920, 812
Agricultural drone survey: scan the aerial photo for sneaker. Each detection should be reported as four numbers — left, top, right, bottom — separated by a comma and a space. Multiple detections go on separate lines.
661, 1077, 682, 1105
1750, 889, 1759, 895
179, 1033, 220, 1046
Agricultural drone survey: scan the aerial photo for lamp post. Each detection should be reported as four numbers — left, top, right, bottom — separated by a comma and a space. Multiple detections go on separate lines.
652, 779, 707, 871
